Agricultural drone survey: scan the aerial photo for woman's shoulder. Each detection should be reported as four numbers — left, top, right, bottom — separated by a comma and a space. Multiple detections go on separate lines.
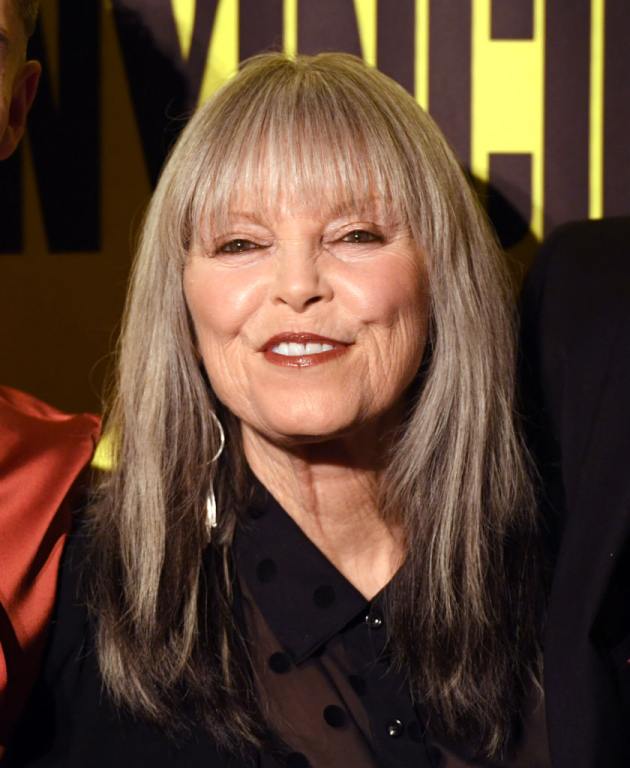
0, 386, 100, 748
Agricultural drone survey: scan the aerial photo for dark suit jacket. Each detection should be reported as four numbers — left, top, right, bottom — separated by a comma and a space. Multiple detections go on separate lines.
520, 218, 630, 768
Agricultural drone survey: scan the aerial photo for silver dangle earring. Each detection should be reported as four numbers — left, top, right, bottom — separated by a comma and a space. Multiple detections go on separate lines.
205, 412, 225, 538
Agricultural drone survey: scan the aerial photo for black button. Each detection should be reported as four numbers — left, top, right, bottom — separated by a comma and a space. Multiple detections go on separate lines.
268, 652, 291, 674
286, 753, 310, 767
348, 674, 367, 696
365, 609, 383, 629
256, 558, 277, 583
387, 719, 404, 738
313, 584, 336, 608
323, 704, 347, 728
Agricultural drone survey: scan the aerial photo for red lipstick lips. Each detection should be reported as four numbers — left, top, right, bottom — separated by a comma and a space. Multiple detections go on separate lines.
262, 333, 350, 368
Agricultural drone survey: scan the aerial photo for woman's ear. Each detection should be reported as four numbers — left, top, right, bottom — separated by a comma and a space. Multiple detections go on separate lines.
0, 59, 41, 160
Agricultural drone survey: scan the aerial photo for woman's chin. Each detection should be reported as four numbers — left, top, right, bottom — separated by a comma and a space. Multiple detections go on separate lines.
264, 421, 354, 446
244, 410, 362, 448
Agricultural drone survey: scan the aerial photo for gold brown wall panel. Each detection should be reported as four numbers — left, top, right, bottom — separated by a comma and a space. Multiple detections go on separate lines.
0, 0, 626, 411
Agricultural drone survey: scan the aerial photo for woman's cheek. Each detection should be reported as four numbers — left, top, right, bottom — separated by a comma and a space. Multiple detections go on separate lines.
184, 262, 263, 342
342, 256, 427, 331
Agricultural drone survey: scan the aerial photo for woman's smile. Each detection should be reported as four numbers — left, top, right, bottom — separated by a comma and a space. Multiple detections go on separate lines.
262, 332, 352, 367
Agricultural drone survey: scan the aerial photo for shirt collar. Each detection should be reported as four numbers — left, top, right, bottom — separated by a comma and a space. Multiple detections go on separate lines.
234, 480, 370, 664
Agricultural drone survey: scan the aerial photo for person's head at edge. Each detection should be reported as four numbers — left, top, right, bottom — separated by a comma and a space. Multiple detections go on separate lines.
87, 53, 541, 760
0, 0, 40, 160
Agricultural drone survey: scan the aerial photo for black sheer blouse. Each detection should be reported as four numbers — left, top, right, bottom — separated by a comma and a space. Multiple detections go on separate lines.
236, 484, 549, 768
236, 484, 435, 767
5, 484, 550, 767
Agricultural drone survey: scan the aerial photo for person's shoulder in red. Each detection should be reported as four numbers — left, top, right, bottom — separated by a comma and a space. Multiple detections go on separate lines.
0, 386, 100, 751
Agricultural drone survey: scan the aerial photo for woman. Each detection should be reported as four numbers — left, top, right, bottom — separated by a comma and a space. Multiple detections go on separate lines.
6, 53, 544, 767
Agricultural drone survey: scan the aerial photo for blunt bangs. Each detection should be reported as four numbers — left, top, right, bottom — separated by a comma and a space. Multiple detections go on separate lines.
169, 54, 434, 257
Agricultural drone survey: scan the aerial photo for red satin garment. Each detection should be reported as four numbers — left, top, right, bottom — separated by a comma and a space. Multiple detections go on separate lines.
0, 386, 100, 748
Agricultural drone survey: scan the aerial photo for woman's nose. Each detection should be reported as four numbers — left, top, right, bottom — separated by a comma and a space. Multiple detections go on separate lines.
271, 241, 333, 312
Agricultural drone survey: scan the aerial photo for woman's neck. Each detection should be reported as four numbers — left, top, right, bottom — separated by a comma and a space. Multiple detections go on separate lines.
242, 425, 404, 599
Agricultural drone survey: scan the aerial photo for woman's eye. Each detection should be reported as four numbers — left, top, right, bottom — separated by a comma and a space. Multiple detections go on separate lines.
340, 229, 382, 244
217, 238, 260, 254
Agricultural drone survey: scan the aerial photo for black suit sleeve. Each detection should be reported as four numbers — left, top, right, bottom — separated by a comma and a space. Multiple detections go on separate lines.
519, 217, 630, 768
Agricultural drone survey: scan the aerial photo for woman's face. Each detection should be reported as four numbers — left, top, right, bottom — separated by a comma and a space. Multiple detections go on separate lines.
183, 196, 429, 447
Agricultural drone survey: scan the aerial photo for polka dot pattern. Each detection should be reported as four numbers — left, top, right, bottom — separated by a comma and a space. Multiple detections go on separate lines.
268, 651, 291, 674
312, 584, 336, 608
323, 704, 347, 728
234, 483, 435, 767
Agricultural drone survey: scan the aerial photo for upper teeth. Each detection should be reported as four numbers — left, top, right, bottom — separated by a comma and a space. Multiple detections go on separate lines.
272, 342, 335, 356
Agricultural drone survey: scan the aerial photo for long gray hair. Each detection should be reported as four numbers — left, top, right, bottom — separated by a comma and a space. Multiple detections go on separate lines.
87, 52, 541, 759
